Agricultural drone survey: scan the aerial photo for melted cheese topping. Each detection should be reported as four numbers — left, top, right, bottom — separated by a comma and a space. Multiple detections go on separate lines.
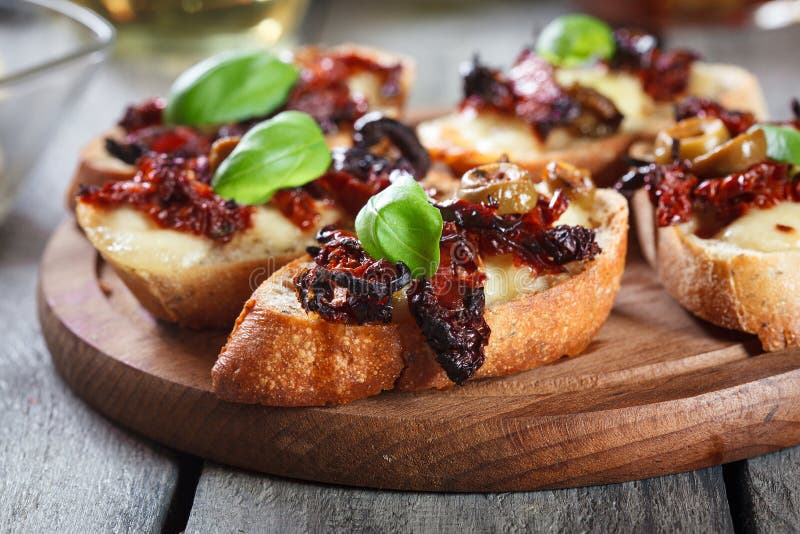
483, 202, 594, 305
715, 202, 800, 252
346, 72, 397, 117
556, 67, 655, 122
417, 107, 543, 159
419, 62, 756, 160
79, 203, 342, 270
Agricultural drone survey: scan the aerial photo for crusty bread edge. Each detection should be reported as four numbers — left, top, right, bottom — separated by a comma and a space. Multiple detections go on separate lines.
212, 188, 629, 406
75, 202, 303, 330
105, 254, 297, 330
655, 224, 800, 351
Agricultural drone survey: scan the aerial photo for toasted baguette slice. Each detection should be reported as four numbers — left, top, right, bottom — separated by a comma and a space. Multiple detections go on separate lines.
418, 62, 766, 184
212, 188, 629, 406
633, 192, 800, 351
75, 168, 455, 329
67, 44, 415, 208
76, 202, 346, 329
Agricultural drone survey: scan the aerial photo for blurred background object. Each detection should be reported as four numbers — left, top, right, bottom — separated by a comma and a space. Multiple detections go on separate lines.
575, 0, 769, 32
576, 0, 800, 32
751, 0, 800, 29
73, 0, 309, 52
0, 0, 113, 224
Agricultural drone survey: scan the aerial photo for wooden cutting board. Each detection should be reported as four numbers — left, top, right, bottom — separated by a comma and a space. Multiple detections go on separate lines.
38, 220, 800, 492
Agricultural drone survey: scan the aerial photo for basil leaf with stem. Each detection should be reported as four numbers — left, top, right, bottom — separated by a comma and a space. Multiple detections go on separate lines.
165, 50, 299, 127
535, 14, 615, 68
212, 111, 331, 205
753, 124, 800, 167
355, 174, 443, 278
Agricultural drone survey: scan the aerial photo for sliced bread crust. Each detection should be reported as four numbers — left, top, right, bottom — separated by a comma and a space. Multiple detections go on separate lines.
657, 222, 800, 351
212, 188, 629, 406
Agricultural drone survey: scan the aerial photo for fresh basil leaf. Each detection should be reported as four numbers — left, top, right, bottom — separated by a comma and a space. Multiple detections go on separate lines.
753, 124, 800, 166
212, 111, 331, 205
355, 174, 443, 278
165, 50, 299, 127
535, 14, 615, 68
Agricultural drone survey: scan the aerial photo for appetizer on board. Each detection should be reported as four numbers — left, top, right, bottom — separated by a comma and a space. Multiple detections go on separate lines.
68, 44, 415, 205
619, 98, 800, 350
75, 109, 452, 329
417, 14, 766, 182
212, 161, 629, 406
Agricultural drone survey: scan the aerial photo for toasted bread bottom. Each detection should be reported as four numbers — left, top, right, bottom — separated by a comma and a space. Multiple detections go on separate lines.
633, 191, 800, 351
657, 224, 800, 351
212, 188, 629, 406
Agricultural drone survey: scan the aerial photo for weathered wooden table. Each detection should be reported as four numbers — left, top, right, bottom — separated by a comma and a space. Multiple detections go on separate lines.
2, 1, 798, 531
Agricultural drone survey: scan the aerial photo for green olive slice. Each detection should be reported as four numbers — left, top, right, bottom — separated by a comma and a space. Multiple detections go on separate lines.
654, 117, 730, 164
691, 128, 768, 178
457, 162, 538, 214
541, 160, 594, 196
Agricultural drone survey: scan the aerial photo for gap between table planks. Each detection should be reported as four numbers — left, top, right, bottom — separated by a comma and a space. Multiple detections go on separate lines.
37, 218, 800, 492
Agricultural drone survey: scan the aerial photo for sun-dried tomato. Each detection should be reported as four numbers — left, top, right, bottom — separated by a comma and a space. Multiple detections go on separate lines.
271, 150, 412, 229
271, 188, 325, 231
271, 147, 419, 230
609, 28, 699, 102
693, 162, 799, 236
407, 227, 489, 384
286, 50, 404, 133
461, 51, 622, 141
674, 97, 756, 136
294, 227, 411, 324
323, 148, 416, 211
78, 155, 251, 242
117, 98, 166, 132
106, 125, 215, 166
647, 163, 699, 227
437, 194, 599, 274
507, 50, 584, 139
619, 160, 800, 235
609, 28, 659, 71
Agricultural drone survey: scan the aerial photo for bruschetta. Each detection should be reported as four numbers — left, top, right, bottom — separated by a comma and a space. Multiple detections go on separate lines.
620, 98, 800, 350
212, 161, 629, 406
76, 114, 453, 329
418, 21, 766, 184
67, 44, 415, 206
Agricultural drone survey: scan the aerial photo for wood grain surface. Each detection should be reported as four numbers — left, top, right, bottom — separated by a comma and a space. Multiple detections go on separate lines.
185, 463, 734, 533
0, 215, 181, 533
38, 219, 800, 492
4, 0, 800, 529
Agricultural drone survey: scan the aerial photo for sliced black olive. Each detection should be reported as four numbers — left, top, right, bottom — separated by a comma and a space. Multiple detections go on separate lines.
353, 112, 431, 177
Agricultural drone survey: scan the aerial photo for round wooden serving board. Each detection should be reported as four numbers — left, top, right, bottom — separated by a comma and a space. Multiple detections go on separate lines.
38, 220, 800, 492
